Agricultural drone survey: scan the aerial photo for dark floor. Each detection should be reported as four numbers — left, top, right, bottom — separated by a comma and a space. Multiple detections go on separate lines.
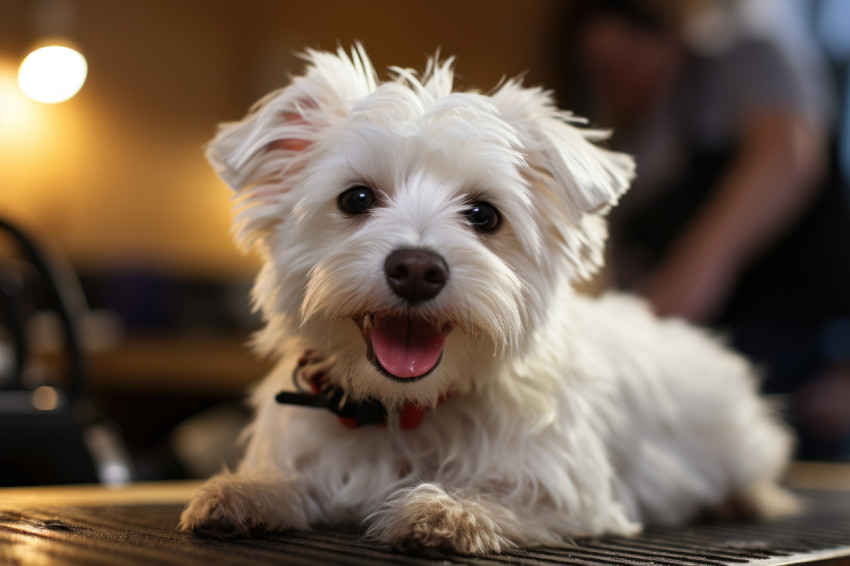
1, 490, 850, 565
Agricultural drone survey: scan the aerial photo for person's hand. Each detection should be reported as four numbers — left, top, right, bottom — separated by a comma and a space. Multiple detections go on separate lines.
641, 245, 736, 323
796, 362, 850, 438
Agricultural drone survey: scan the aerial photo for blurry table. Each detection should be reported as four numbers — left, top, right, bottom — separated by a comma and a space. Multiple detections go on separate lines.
47, 335, 274, 470
0, 463, 849, 565
86, 335, 273, 396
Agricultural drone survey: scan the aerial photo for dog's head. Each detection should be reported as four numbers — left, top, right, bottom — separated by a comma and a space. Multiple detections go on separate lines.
208, 45, 633, 407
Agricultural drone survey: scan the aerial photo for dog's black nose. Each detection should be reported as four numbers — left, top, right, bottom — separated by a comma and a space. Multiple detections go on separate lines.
384, 249, 448, 303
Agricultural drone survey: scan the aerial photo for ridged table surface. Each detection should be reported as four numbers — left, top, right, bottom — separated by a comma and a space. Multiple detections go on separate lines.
0, 477, 849, 565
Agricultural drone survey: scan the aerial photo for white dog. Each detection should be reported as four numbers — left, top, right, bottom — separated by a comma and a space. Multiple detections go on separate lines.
180, 45, 795, 554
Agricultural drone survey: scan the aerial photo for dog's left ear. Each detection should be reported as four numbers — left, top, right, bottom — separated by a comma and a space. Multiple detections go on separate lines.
490, 80, 635, 220
489, 80, 634, 278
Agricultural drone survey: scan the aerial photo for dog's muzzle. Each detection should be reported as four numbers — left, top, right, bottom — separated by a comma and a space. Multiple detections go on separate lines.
354, 248, 451, 382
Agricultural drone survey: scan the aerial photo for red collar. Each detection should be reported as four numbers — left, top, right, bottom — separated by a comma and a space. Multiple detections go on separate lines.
274, 352, 448, 430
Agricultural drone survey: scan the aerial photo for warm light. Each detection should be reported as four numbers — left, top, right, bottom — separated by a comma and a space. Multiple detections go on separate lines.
31, 385, 60, 411
0, 64, 37, 131
18, 45, 87, 103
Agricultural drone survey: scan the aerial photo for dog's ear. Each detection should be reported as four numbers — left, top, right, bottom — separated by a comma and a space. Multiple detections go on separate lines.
490, 80, 634, 219
206, 44, 378, 192
489, 80, 635, 278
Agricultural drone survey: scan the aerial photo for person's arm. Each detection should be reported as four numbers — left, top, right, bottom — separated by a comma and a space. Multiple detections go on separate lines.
642, 109, 826, 322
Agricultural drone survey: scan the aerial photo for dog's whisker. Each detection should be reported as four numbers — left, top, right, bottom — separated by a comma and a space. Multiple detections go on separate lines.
328, 293, 355, 321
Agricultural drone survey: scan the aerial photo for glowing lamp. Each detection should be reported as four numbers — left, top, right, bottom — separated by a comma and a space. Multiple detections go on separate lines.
18, 45, 87, 104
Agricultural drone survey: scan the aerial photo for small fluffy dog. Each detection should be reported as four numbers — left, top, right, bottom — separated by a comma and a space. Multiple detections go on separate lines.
180, 45, 795, 554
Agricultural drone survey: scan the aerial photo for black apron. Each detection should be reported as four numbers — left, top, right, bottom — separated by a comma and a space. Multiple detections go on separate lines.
615, 141, 850, 326
611, 120, 850, 459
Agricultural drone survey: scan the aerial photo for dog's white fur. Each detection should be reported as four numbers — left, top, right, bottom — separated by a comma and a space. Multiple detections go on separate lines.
180, 45, 794, 554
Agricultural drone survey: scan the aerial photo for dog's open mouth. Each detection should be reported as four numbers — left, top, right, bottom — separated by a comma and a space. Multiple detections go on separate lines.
356, 314, 450, 382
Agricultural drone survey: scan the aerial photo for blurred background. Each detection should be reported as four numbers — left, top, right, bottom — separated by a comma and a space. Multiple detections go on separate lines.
0, 0, 848, 487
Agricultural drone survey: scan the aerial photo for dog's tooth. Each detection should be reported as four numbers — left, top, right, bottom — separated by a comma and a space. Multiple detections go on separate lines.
362, 313, 373, 334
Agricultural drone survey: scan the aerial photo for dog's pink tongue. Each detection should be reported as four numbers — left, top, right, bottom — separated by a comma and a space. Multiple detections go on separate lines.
370, 316, 445, 379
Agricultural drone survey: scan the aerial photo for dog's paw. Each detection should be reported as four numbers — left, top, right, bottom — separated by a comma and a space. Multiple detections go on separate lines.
179, 471, 309, 539
730, 482, 802, 521
366, 483, 518, 555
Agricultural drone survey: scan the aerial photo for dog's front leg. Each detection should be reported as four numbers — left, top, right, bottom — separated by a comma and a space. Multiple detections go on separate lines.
365, 483, 521, 555
179, 469, 316, 538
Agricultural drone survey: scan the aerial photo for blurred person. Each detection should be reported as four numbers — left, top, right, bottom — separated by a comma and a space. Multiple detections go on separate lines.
561, 0, 850, 459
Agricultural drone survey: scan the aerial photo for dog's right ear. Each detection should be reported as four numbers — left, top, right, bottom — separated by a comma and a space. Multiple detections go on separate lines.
206, 44, 378, 192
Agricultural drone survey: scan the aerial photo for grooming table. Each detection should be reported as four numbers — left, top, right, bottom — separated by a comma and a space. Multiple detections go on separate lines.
1, 463, 848, 565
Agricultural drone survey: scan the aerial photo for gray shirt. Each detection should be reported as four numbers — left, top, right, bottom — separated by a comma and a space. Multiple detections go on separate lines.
620, 38, 834, 216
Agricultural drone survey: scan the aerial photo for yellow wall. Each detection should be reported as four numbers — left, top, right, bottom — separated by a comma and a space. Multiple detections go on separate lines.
0, 0, 562, 278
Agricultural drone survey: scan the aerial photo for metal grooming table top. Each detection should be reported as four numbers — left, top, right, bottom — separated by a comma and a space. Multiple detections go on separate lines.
0, 464, 848, 565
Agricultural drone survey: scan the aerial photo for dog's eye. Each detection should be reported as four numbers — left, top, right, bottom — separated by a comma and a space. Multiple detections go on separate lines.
462, 202, 501, 232
338, 186, 376, 215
